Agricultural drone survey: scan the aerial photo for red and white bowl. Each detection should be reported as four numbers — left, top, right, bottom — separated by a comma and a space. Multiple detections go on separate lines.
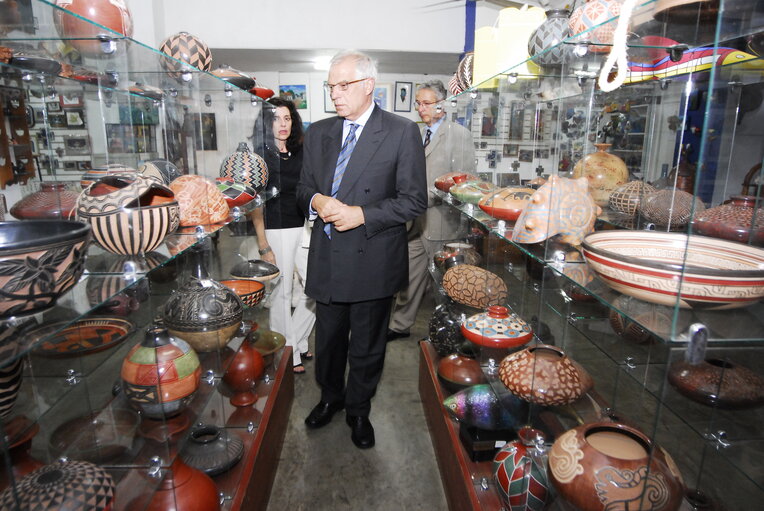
582, 231, 764, 309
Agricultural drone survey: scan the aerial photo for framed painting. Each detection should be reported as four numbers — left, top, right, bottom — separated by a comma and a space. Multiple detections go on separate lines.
60, 92, 83, 108
63, 135, 90, 155
279, 84, 307, 109
394, 81, 412, 112
373, 84, 391, 111
323, 86, 336, 113
65, 109, 85, 128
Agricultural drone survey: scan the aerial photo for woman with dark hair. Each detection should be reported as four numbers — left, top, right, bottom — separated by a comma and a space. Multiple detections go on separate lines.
252, 97, 315, 374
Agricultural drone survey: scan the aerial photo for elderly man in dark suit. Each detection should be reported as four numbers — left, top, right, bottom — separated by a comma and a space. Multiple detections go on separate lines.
296, 50, 427, 449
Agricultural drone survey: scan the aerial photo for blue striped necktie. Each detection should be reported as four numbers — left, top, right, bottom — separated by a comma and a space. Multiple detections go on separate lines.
324, 122, 359, 238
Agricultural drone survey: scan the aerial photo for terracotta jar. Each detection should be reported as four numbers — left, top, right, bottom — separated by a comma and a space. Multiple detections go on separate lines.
568, 0, 622, 53
159, 31, 213, 78
121, 325, 201, 420
639, 188, 706, 227
572, 143, 628, 208
0, 460, 115, 510
170, 175, 230, 227
493, 427, 550, 511
10, 183, 79, 220
437, 352, 485, 393
692, 195, 764, 245
442, 264, 508, 310
54, 0, 133, 58
498, 344, 593, 406
668, 358, 764, 409
478, 187, 535, 222
461, 305, 534, 349
223, 337, 265, 407
548, 422, 684, 511
180, 425, 244, 476
220, 142, 269, 192
609, 181, 657, 217
144, 457, 219, 511
433, 242, 481, 271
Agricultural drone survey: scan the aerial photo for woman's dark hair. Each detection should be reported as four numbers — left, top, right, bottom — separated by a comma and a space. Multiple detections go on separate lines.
266, 97, 303, 153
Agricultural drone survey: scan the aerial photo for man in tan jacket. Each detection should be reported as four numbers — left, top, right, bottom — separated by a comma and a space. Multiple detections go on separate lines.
388, 80, 476, 340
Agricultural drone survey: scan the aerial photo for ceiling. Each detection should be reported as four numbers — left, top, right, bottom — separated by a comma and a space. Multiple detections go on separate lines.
209, 48, 464, 76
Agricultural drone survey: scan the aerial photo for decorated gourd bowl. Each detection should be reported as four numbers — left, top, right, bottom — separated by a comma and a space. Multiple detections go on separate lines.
461, 305, 533, 349
180, 424, 244, 476
220, 279, 266, 308
609, 180, 656, 217
582, 230, 764, 309
77, 175, 180, 256
638, 188, 705, 228
493, 426, 550, 511
170, 175, 230, 227
436, 352, 486, 393
137, 159, 182, 185
478, 187, 535, 221
432, 242, 481, 271
80, 163, 138, 189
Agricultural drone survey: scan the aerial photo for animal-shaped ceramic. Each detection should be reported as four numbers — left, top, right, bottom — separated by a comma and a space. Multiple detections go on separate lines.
511, 176, 601, 246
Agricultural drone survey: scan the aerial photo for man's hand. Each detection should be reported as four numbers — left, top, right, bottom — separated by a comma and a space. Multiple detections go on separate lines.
312, 194, 344, 221
324, 204, 364, 231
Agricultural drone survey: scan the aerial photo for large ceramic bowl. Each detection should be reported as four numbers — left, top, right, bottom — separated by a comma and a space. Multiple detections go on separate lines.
582, 231, 764, 309
220, 279, 266, 308
0, 220, 91, 319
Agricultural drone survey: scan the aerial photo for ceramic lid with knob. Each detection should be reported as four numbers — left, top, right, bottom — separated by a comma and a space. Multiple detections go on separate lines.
460, 305, 533, 349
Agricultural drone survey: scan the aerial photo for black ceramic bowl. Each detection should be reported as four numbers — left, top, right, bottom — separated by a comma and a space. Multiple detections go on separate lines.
230, 259, 280, 282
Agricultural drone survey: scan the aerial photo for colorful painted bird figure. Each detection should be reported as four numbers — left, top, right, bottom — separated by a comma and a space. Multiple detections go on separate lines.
443, 384, 528, 430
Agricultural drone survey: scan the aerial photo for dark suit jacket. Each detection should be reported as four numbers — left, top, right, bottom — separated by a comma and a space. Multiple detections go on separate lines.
297, 105, 427, 304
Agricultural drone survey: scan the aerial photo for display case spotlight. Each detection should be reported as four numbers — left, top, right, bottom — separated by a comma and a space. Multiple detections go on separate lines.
508, 73, 518, 84
574, 42, 589, 58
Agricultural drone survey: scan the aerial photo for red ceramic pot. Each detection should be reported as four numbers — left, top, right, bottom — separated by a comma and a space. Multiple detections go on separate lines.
170, 175, 230, 227
145, 457, 219, 511
493, 426, 550, 511
461, 306, 533, 349
10, 183, 78, 220
55, 0, 133, 58
692, 195, 764, 246
223, 338, 265, 407
434, 171, 481, 192
478, 187, 535, 222
436, 353, 485, 393
432, 242, 481, 271
548, 422, 684, 511
667, 357, 764, 409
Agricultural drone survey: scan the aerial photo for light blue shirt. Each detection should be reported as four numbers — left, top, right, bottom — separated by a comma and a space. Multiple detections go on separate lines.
425, 115, 445, 142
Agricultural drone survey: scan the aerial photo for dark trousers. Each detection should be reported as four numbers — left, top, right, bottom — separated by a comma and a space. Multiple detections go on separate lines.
314, 296, 393, 417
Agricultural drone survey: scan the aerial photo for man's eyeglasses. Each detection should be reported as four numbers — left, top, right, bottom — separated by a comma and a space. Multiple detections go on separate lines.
323, 78, 369, 94
415, 100, 440, 108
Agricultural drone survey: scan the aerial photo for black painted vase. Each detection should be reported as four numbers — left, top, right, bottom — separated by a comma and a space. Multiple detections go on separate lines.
180, 424, 244, 476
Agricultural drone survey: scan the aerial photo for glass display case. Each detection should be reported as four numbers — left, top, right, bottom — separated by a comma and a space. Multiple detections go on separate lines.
0, 2, 291, 510
420, 1, 764, 510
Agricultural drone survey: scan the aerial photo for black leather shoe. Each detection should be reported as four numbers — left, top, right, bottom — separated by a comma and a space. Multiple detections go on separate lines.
305, 401, 344, 429
386, 329, 410, 341
346, 414, 375, 449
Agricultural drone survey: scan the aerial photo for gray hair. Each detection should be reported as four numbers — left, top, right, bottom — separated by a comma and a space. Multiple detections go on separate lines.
417, 80, 448, 101
330, 50, 378, 81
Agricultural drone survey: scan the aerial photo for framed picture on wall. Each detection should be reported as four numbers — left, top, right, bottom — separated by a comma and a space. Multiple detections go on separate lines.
503, 143, 519, 157
373, 84, 391, 111
394, 81, 412, 112
279, 84, 307, 109
60, 92, 83, 108
48, 113, 67, 128
46, 101, 62, 113
63, 135, 90, 155
323, 85, 336, 114
65, 109, 85, 127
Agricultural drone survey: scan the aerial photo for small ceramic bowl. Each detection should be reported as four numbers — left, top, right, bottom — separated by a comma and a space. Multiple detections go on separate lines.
220, 279, 266, 308
230, 259, 280, 282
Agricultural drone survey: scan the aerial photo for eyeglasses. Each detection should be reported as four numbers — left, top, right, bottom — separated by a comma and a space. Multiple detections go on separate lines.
323, 77, 369, 94
415, 100, 440, 109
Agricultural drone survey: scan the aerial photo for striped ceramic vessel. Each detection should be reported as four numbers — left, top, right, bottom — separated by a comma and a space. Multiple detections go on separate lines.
0, 320, 26, 419
77, 175, 180, 256
159, 31, 212, 79
582, 231, 764, 309
220, 142, 269, 192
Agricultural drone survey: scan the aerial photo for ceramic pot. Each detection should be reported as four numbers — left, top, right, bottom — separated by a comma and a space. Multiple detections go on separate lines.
223, 337, 265, 407
449, 180, 496, 204
499, 344, 593, 406
216, 177, 257, 209
447, 73, 463, 96
77, 175, 180, 255
638, 188, 705, 228
159, 31, 213, 78
181, 425, 244, 476
121, 325, 201, 419
437, 352, 486, 393
249, 86, 276, 100
609, 180, 657, 217
144, 457, 219, 511
428, 303, 468, 357
433, 242, 481, 271
493, 427, 550, 511
0, 320, 27, 419
443, 383, 529, 431
170, 175, 230, 227
29, 317, 134, 358
667, 358, 764, 409
49, 409, 139, 464
138, 159, 182, 185
691, 196, 764, 245
456, 52, 474, 91
434, 171, 481, 193
80, 163, 138, 189
8, 51, 62, 75
10, 183, 78, 220
442, 264, 508, 309
0, 460, 115, 511
608, 296, 670, 345
211, 64, 255, 90
220, 279, 266, 308
251, 328, 286, 366
54, 0, 133, 58
162, 249, 244, 352
528, 9, 571, 69
220, 142, 269, 192
569, 0, 622, 53
548, 422, 684, 511
572, 143, 628, 208
0, 220, 91, 319
461, 306, 534, 350
230, 259, 281, 282
478, 187, 535, 222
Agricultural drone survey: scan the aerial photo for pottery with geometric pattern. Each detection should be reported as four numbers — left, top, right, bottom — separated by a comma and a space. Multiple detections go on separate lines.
220, 142, 269, 192
609, 181, 657, 217
493, 426, 551, 511
442, 264, 508, 310
159, 31, 213, 78
528, 9, 572, 68
461, 305, 533, 350
568, 0, 622, 53
169, 175, 230, 227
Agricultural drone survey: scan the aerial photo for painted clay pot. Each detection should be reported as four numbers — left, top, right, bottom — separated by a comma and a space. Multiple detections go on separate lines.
220, 279, 265, 308
54, 0, 133, 58
568, 0, 622, 53
220, 142, 269, 192
10, 183, 78, 220
144, 457, 219, 511
528, 9, 572, 69
437, 352, 486, 393
691, 195, 764, 245
499, 344, 593, 406
572, 143, 628, 208
608, 295, 671, 345
493, 426, 550, 511
0, 220, 91, 319
216, 177, 257, 209
667, 358, 764, 409
428, 303, 469, 357
211, 64, 256, 90
48, 409, 139, 464
80, 163, 137, 189
447, 73, 463, 96
449, 180, 496, 204
461, 306, 534, 349
638, 188, 705, 228
249, 86, 276, 100
512, 176, 601, 246
434, 171, 481, 193
137, 159, 182, 185
162, 250, 244, 352
181, 425, 244, 476
609, 180, 657, 217
121, 325, 201, 419
223, 337, 265, 406
170, 175, 230, 227
433, 242, 481, 271
230, 259, 281, 282
442, 264, 508, 310
0, 460, 115, 510
159, 31, 213, 78
548, 422, 684, 511
29, 317, 134, 358
478, 187, 535, 222
77, 175, 180, 255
